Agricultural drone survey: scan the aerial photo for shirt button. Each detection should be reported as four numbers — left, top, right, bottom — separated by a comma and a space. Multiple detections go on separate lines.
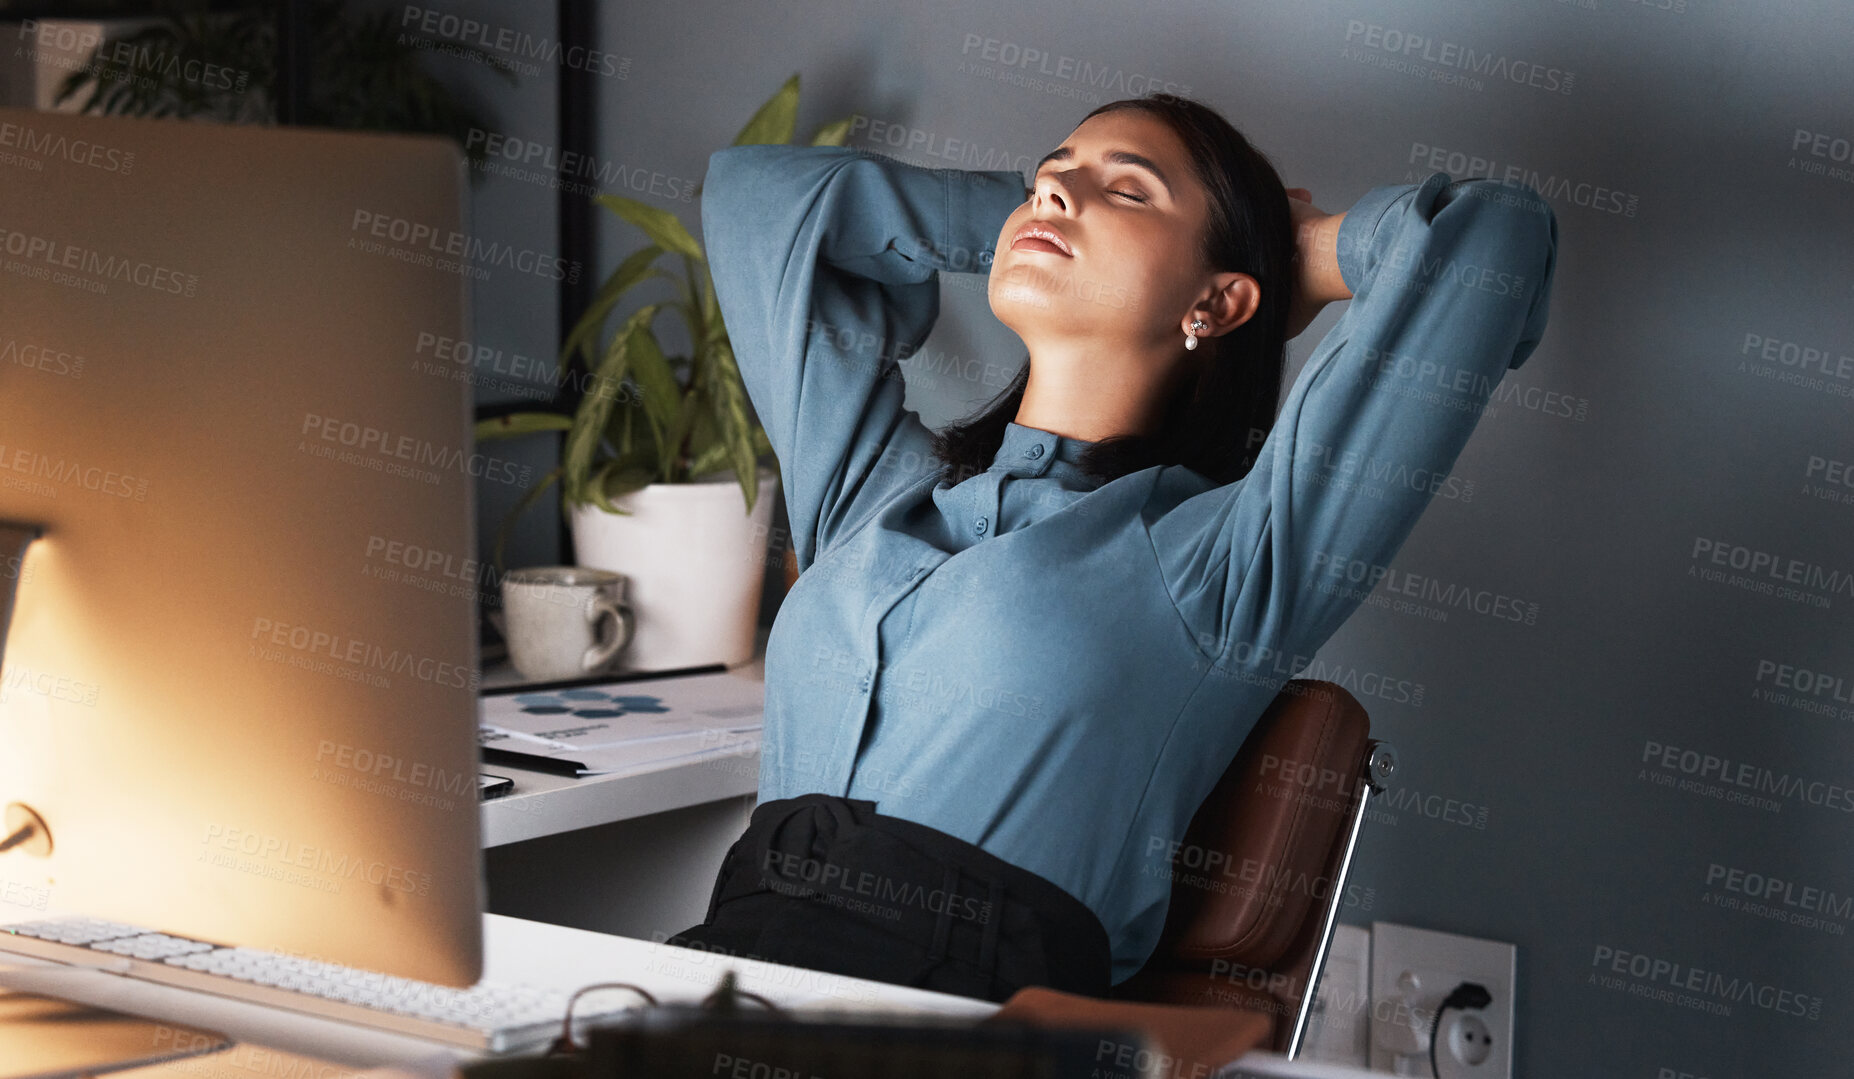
859, 672, 871, 692
1025, 444, 1045, 460
974, 517, 988, 535
978, 250, 993, 266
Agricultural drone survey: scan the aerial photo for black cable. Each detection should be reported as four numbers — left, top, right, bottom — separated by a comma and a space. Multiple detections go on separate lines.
1429, 981, 1493, 1079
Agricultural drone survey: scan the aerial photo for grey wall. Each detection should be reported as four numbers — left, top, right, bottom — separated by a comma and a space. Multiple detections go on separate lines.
459, 0, 1851, 1074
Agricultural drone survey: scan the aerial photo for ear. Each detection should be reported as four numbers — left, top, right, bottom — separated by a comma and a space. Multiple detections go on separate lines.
1195, 271, 1260, 337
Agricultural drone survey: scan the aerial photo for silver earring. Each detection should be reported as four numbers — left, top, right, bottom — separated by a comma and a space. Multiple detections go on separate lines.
1185, 318, 1207, 351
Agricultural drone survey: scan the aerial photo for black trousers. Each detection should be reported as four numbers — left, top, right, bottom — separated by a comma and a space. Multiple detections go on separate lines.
664, 794, 1112, 1004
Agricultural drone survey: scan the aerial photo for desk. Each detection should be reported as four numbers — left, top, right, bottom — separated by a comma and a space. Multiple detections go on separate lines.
478, 648, 766, 944
16, 635, 1378, 1078
0, 913, 1380, 1079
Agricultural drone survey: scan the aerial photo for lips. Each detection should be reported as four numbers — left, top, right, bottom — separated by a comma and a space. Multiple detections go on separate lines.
1011, 220, 1073, 257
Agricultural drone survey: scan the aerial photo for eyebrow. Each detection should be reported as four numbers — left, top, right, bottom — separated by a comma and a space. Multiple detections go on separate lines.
1034, 145, 1175, 201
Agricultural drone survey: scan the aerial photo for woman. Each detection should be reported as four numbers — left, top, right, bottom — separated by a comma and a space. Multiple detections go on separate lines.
667, 92, 1557, 1003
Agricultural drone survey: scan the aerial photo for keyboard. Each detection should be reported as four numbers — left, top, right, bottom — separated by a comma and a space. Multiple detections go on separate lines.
0, 915, 636, 1052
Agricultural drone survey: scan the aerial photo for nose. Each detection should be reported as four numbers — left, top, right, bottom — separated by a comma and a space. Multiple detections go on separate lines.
1032, 170, 1072, 214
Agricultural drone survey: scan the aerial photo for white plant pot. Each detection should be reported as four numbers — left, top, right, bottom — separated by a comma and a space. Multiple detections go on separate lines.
567, 467, 779, 673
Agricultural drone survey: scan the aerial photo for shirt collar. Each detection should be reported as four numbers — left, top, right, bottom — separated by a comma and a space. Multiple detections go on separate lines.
992, 421, 1098, 481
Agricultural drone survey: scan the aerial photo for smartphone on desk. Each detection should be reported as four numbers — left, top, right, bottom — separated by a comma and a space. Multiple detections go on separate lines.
478, 773, 515, 801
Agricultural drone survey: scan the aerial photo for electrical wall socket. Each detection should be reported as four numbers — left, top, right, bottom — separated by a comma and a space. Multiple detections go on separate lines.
1369, 922, 1515, 1079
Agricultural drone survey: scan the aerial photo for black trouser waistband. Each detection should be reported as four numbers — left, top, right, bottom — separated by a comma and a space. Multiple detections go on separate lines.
703, 793, 1111, 999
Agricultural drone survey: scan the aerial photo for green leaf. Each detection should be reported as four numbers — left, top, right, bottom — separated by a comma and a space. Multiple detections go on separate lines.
474, 412, 574, 442
584, 459, 626, 515
685, 439, 731, 479
732, 74, 799, 147
602, 462, 655, 504
810, 117, 853, 147
593, 194, 704, 261
625, 329, 683, 459
558, 245, 671, 373
658, 385, 704, 481
563, 304, 661, 504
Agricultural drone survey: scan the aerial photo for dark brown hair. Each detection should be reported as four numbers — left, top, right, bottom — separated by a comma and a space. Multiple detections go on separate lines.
928, 92, 1295, 488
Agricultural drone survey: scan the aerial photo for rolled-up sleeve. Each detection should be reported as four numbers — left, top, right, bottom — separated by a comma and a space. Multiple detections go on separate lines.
700, 144, 1026, 569
1146, 171, 1560, 668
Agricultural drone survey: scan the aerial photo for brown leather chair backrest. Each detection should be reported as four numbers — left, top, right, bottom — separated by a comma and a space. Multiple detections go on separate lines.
1154, 680, 1371, 970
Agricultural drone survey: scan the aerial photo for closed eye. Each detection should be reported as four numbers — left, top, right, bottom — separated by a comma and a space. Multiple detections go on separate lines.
1112, 190, 1147, 203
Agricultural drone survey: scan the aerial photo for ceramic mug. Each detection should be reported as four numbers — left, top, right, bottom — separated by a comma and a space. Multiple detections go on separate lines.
498, 566, 635, 682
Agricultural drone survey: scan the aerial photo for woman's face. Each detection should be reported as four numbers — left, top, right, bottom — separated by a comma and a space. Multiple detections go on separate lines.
989, 109, 1215, 356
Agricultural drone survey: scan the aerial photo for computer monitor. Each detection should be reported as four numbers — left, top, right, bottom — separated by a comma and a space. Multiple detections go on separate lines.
0, 105, 486, 987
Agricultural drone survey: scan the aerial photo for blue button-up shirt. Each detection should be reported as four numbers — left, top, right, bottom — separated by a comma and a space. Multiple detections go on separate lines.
699, 143, 1557, 982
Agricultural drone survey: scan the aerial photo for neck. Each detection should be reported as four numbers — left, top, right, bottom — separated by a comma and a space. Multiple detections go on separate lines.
1012, 341, 1183, 443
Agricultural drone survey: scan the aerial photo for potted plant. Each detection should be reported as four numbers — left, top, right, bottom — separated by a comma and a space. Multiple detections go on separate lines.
48, 0, 511, 172
477, 74, 850, 672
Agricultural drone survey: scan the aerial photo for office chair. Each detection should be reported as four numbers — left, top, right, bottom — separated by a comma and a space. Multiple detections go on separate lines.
1111, 679, 1397, 1060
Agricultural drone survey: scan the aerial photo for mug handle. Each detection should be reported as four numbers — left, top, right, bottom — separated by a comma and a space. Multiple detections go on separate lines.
581, 593, 635, 674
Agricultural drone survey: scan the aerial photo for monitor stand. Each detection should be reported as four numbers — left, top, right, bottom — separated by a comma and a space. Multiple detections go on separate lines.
0, 523, 233, 1073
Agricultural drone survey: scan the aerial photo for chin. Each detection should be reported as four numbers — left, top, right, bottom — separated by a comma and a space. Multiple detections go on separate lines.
987, 256, 1066, 316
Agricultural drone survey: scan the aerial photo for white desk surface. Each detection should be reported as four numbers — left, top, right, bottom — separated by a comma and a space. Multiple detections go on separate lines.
477, 652, 765, 848
23, 631, 1374, 1079
0, 911, 998, 1075
0, 910, 1382, 1079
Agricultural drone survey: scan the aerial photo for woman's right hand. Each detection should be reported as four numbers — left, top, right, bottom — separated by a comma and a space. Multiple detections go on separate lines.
1284, 187, 1350, 340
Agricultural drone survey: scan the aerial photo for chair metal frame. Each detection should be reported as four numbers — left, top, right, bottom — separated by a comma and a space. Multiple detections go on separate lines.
1283, 739, 1398, 1060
